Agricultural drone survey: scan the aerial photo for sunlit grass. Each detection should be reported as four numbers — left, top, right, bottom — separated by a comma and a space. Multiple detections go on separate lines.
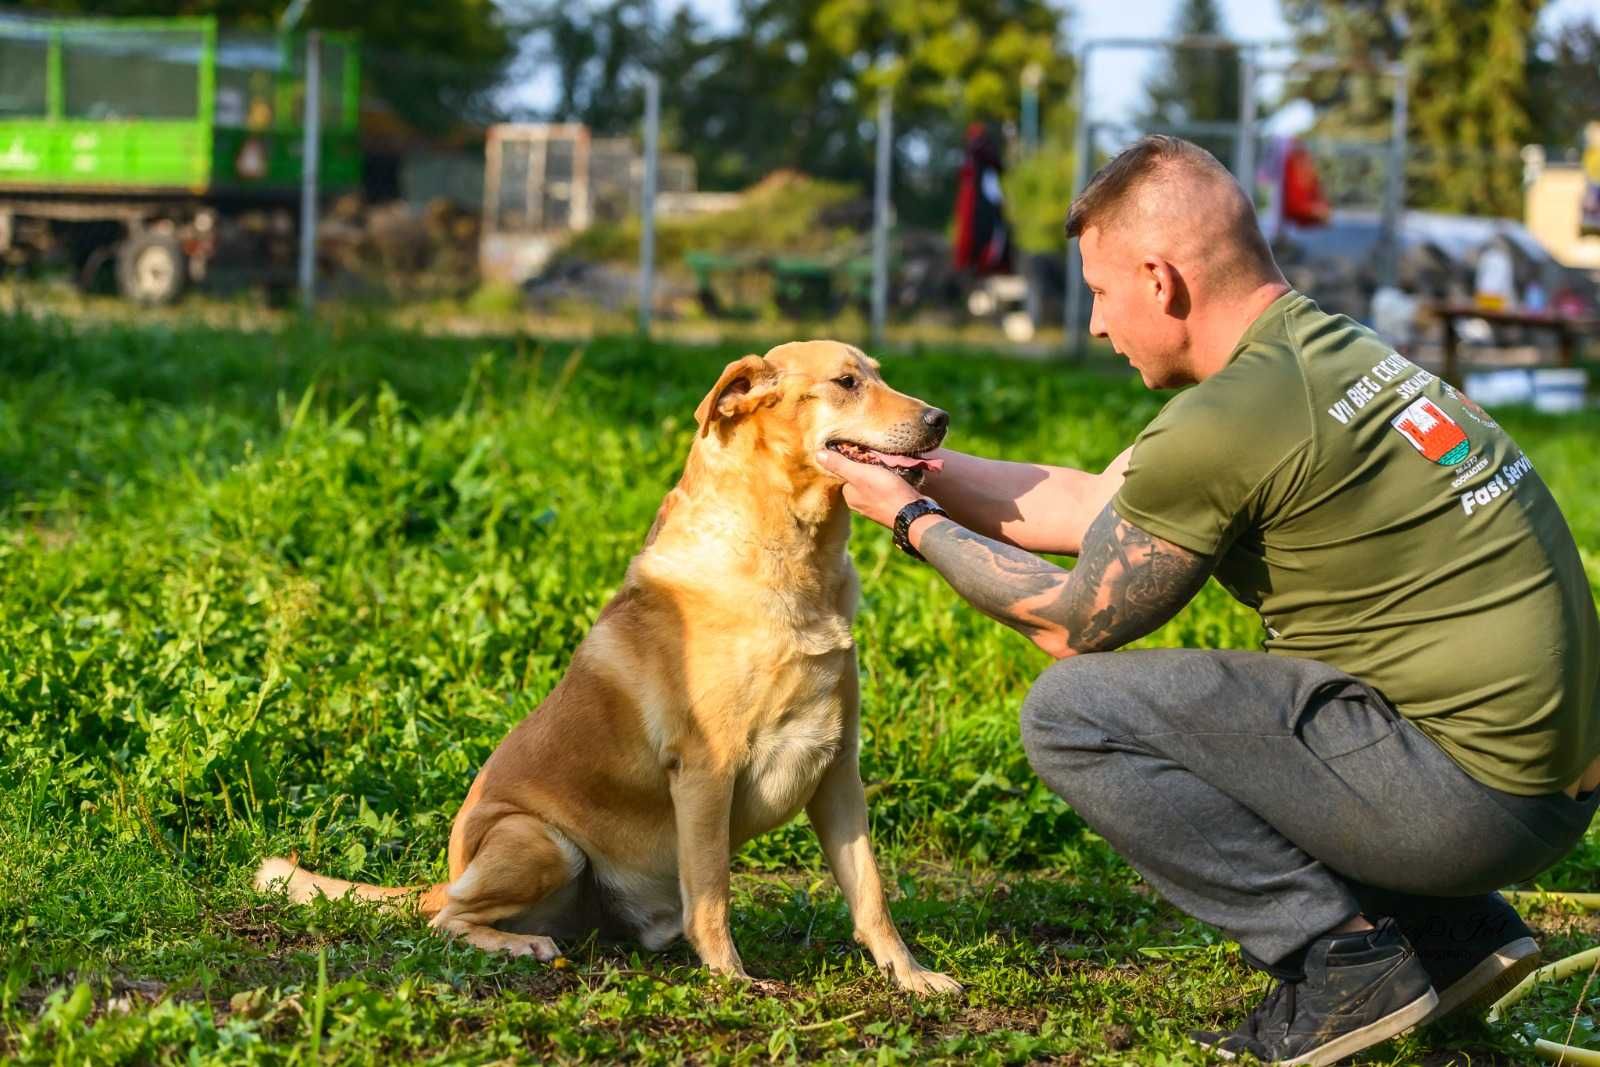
1, 308, 1595, 1063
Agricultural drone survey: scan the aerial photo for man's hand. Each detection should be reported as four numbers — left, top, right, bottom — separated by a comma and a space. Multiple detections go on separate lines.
817, 447, 1213, 659
814, 449, 926, 528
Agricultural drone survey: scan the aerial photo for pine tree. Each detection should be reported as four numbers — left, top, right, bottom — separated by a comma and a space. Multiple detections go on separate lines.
1277, 0, 1406, 141
1279, 0, 1545, 217
1407, 0, 1541, 216
1525, 15, 1597, 150
1138, 0, 1241, 165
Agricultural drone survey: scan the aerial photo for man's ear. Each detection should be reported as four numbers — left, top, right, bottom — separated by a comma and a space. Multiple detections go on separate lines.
694, 355, 780, 436
1144, 257, 1188, 317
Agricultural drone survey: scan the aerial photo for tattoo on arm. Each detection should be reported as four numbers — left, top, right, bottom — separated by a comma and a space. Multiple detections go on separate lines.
915, 502, 1213, 656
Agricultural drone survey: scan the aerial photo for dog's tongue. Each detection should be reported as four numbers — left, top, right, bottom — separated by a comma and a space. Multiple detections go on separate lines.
867, 450, 943, 473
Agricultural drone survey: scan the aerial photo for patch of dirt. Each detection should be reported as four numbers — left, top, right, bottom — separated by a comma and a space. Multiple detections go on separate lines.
11, 523, 76, 550
1530, 910, 1600, 942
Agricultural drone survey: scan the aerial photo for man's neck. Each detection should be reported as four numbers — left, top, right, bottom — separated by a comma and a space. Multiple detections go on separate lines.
1188, 281, 1292, 382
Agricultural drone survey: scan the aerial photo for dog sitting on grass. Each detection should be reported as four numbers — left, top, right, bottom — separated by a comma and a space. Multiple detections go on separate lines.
256, 340, 959, 994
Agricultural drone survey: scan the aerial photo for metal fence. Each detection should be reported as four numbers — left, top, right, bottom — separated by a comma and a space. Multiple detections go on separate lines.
5, 15, 1575, 359
450, 40, 1419, 356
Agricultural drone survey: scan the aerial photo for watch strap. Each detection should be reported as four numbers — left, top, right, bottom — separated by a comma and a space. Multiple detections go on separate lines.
892, 498, 948, 561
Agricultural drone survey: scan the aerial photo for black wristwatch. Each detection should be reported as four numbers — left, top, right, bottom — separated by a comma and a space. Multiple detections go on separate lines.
892, 498, 948, 561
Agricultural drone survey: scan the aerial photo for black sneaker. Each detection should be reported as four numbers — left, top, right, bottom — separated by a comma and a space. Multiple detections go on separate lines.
1189, 919, 1437, 1065
1397, 893, 1541, 1024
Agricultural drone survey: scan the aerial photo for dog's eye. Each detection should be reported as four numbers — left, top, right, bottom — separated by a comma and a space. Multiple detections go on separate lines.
833, 375, 857, 391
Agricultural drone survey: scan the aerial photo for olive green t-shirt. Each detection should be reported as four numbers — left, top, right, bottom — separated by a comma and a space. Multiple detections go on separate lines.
1113, 290, 1600, 796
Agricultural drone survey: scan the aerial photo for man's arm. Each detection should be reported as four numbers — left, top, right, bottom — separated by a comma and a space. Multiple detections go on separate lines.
918, 447, 1133, 557
909, 501, 1213, 659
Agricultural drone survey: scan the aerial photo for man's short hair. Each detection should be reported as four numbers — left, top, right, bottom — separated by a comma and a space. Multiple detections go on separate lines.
1065, 135, 1237, 239
1065, 134, 1279, 289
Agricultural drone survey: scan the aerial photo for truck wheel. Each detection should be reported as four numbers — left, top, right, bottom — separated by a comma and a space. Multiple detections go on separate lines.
117, 232, 187, 305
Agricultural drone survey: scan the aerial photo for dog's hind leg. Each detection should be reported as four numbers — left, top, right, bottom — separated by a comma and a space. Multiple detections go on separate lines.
429, 813, 584, 961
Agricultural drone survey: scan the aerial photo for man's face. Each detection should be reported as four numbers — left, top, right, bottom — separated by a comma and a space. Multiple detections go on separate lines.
1080, 226, 1189, 389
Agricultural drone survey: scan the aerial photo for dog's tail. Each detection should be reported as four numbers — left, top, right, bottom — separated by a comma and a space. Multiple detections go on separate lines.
254, 855, 450, 917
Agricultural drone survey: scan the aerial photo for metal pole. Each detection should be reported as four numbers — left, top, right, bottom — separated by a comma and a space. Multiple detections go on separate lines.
638, 72, 660, 336
1065, 46, 1092, 360
298, 30, 320, 312
1234, 50, 1257, 188
871, 86, 892, 351
1379, 65, 1408, 290
1021, 63, 1042, 154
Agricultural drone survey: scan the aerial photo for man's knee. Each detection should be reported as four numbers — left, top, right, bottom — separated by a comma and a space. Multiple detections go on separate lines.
1019, 654, 1117, 778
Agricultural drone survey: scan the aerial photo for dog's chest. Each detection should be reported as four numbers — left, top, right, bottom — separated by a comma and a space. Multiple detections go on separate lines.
732, 675, 847, 840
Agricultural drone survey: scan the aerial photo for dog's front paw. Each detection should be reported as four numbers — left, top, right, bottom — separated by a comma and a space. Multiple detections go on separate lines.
889, 962, 962, 997
737, 977, 788, 997
708, 966, 785, 997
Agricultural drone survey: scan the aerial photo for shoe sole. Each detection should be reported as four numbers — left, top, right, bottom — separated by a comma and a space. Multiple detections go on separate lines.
1420, 937, 1542, 1025
1203, 988, 1440, 1066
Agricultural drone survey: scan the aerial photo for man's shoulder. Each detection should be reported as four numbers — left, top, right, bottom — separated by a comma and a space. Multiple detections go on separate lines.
1154, 337, 1310, 440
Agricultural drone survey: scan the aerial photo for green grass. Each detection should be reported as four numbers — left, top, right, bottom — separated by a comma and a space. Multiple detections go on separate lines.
1, 309, 1596, 1064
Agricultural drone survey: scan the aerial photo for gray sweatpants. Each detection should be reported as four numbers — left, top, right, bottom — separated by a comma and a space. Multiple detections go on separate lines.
1020, 649, 1599, 967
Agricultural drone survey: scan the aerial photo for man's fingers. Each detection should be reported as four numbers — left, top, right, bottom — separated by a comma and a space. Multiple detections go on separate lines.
814, 448, 844, 477
815, 448, 879, 481
815, 448, 889, 482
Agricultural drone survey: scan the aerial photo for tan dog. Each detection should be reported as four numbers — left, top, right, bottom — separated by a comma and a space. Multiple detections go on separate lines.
256, 340, 959, 994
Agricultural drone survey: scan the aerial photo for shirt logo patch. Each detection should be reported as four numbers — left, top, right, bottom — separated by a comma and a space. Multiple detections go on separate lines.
1391, 397, 1470, 466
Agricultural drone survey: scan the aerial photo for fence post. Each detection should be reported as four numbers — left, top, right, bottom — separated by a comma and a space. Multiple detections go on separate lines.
1234, 50, 1257, 187
1021, 63, 1042, 154
1065, 46, 1092, 360
1379, 64, 1409, 290
298, 30, 321, 312
871, 86, 892, 352
638, 71, 660, 337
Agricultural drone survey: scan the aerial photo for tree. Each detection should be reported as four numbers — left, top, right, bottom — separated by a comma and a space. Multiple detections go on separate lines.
1138, 0, 1241, 165
1279, 0, 1544, 217
716, 0, 1075, 221
527, 0, 1075, 226
1277, 1, 1406, 142
1406, 0, 1542, 217
1527, 16, 1600, 150
525, 0, 666, 139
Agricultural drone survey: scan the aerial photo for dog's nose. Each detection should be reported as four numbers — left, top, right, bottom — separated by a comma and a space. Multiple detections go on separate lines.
922, 407, 949, 432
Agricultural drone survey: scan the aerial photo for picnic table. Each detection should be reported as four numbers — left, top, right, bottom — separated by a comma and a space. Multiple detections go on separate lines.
1428, 302, 1599, 385
685, 240, 882, 320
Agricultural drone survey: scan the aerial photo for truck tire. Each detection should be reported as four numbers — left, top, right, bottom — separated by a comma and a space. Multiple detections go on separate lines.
117, 232, 187, 305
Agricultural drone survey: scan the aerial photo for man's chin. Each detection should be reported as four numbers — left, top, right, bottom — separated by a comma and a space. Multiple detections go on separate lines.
1131, 362, 1182, 391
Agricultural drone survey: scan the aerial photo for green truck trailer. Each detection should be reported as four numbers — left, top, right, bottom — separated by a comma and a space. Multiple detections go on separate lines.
0, 12, 360, 303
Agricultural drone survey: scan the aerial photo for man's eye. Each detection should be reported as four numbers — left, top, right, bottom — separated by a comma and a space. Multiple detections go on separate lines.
833, 375, 857, 390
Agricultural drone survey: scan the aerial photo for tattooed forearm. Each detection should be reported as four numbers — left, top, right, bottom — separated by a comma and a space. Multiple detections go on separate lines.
915, 503, 1212, 657
915, 521, 1070, 626
1050, 504, 1212, 652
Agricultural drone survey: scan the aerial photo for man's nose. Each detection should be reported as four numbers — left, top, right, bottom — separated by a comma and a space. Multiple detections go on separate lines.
921, 407, 949, 432
1088, 298, 1108, 338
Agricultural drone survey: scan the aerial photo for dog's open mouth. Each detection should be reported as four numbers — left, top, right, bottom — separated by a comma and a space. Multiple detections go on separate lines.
827, 440, 944, 486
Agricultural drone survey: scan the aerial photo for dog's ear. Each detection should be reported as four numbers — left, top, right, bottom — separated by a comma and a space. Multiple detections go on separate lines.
694, 355, 780, 436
